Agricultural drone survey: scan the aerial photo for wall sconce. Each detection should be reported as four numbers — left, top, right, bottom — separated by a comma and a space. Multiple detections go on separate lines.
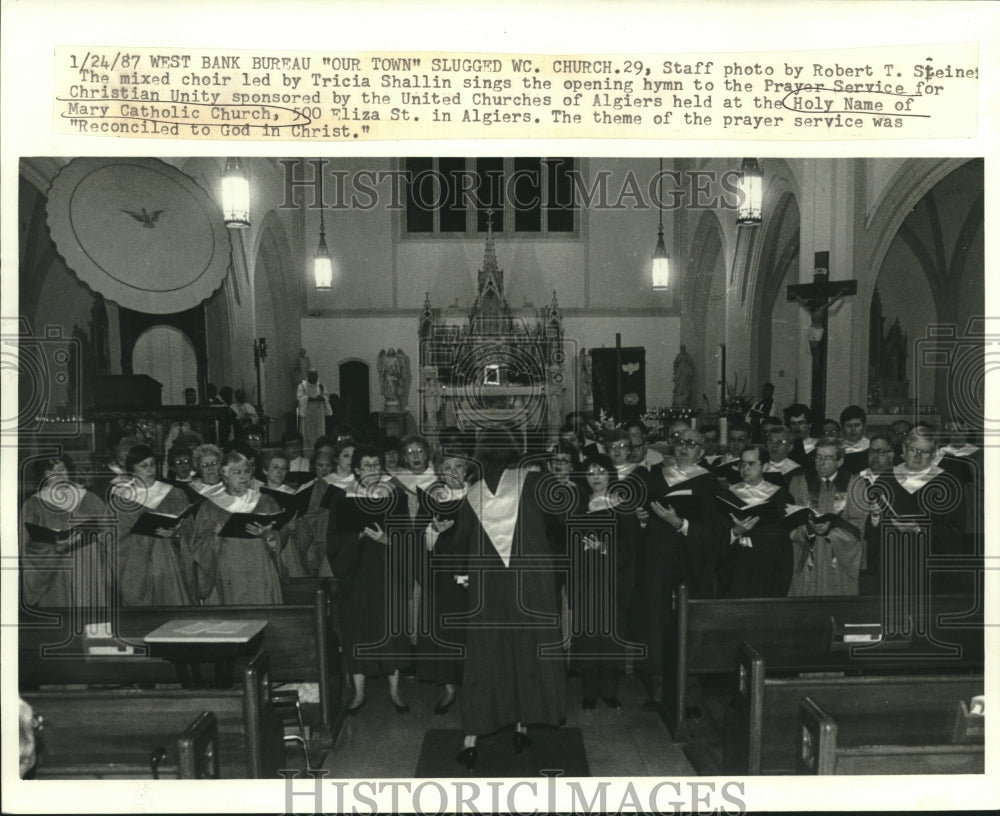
736, 158, 763, 226
314, 208, 333, 290
254, 337, 268, 361
221, 157, 250, 228
651, 157, 670, 290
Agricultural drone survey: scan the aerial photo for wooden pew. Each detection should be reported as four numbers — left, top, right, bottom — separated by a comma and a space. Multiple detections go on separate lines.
19, 584, 338, 730
666, 584, 984, 738
28, 709, 218, 780
722, 640, 984, 774
798, 695, 985, 774
22, 651, 285, 778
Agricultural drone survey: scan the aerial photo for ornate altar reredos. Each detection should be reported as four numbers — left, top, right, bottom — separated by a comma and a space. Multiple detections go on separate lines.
418, 225, 565, 442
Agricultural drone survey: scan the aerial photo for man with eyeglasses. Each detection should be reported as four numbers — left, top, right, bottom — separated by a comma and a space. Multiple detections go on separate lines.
642, 427, 725, 705
873, 429, 973, 597
708, 419, 750, 485
626, 420, 664, 470
717, 444, 796, 598
786, 438, 865, 596
763, 426, 804, 488
856, 434, 896, 595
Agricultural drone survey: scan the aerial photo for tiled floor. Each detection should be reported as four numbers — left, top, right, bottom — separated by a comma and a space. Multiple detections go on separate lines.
319, 672, 695, 778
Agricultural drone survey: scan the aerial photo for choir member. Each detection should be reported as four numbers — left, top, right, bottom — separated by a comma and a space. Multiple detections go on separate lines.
717, 444, 796, 598
109, 445, 194, 606
418, 449, 472, 715
570, 454, 638, 711
786, 438, 866, 596
190, 451, 284, 604
326, 445, 410, 715
20, 454, 109, 609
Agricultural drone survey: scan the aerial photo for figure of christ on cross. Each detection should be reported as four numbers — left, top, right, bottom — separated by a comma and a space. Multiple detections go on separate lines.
786, 252, 857, 426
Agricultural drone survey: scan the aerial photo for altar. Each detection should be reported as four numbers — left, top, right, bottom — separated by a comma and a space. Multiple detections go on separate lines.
418, 224, 566, 445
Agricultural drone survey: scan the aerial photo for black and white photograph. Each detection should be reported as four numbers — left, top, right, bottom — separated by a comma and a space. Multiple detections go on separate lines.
2, 3, 998, 815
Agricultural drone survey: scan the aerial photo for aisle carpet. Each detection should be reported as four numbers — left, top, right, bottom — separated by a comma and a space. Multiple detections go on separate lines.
414, 728, 589, 777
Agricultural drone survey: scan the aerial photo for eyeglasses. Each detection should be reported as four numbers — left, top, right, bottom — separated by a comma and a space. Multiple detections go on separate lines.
609, 443, 630, 451
677, 438, 703, 449
869, 447, 894, 456
404, 447, 426, 455
199, 460, 220, 468
814, 454, 840, 462
905, 446, 935, 457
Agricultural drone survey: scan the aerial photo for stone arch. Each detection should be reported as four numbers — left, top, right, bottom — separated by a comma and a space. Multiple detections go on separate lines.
685, 209, 727, 409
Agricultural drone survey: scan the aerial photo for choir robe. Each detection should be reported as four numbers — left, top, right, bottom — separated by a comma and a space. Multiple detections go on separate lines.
111, 480, 194, 606
762, 458, 804, 489
567, 493, 638, 680
417, 481, 469, 686
716, 480, 796, 598
20, 486, 109, 609
841, 438, 871, 475
873, 463, 974, 596
449, 468, 567, 736
640, 463, 725, 675
326, 479, 409, 675
786, 469, 866, 596
260, 483, 309, 578
190, 490, 284, 605
285, 479, 335, 577
790, 437, 819, 468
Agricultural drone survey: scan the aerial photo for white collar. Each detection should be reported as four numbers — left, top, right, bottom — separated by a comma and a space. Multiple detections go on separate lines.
730, 480, 780, 502
661, 462, 709, 486
843, 437, 870, 454
588, 493, 621, 512
615, 462, 638, 478
858, 467, 879, 485
764, 458, 800, 474
323, 471, 357, 490
466, 468, 523, 568
208, 486, 263, 513
893, 462, 945, 494
801, 437, 818, 454
37, 482, 86, 514
111, 478, 173, 511
394, 469, 438, 494
192, 480, 226, 498
941, 443, 978, 458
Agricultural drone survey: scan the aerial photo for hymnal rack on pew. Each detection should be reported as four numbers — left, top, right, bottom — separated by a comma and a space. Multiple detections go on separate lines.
127, 501, 200, 536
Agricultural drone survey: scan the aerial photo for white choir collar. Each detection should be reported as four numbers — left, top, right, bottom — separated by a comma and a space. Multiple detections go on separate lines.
466, 468, 522, 568
892, 462, 945, 494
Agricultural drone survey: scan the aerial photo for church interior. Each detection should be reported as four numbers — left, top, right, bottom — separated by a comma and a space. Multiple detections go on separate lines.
13, 156, 987, 784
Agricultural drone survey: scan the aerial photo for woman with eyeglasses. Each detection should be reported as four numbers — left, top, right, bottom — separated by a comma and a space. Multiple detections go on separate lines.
20, 453, 110, 609
189, 451, 284, 604
418, 447, 473, 715
642, 427, 725, 704
110, 445, 195, 606
568, 454, 638, 712
326, 445, 410, 715
191, 443, 225, 499
871, 428, 972, 596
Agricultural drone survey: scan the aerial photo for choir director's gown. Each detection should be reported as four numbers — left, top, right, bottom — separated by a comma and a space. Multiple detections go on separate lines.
449, 467, 567, 736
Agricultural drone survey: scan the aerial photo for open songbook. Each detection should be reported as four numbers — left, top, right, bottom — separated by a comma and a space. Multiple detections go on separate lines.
783, 504, 842, 526
217, 509, 294, 538
126, 501, 201, 537
260, 480, 318, 518
23, 522, 82, 547
650, 488, 704, 522
714, 490, 788, 520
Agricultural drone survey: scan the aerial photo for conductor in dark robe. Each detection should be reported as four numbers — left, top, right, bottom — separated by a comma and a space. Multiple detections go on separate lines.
716, 444, 796, 598
450, 433, 567, 772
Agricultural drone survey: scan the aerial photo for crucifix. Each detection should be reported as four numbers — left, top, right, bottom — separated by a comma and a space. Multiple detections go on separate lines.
787, 252, 857, 426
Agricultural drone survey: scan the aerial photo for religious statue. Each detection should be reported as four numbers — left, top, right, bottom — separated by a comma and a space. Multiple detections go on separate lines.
377, 348, 411, 410
790, 291, 847, 354
672, 344, 695, 408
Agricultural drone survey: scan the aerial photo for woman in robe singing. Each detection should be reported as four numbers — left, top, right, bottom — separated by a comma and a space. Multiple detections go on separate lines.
326, 445, 410, 715
418, 449, 472, 715
109, 445, 194, 606
190, 451, 284, 605
20, 454, 110, 609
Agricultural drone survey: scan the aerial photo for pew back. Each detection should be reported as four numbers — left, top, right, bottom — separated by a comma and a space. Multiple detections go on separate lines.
723, 641, 984, 774
667, 585, 983, 737
798, 696, 985, 774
